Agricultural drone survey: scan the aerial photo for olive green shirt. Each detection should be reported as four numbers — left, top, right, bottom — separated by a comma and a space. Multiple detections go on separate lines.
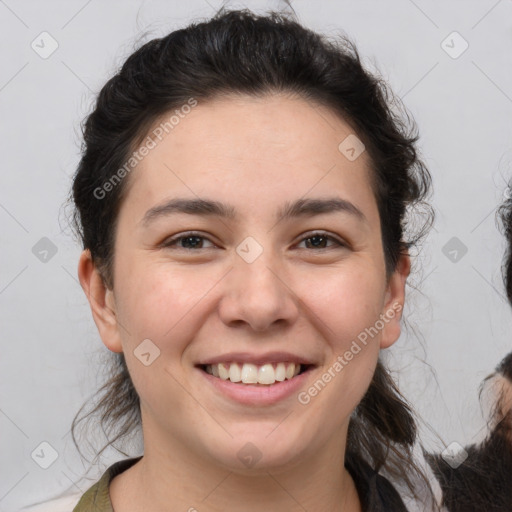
71, 454, 409, 511
73, 456, 143, 511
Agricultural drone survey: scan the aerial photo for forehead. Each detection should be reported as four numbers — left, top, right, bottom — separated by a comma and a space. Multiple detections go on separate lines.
120, 93, 378, 225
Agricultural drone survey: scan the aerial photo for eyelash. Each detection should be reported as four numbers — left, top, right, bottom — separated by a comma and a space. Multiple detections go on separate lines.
160, 231, 348, 251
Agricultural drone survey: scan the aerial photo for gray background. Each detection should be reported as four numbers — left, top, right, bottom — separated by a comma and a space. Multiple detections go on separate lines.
1, 0, 511, 509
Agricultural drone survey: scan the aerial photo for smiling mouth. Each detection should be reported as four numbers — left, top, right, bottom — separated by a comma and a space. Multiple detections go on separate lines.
198, 362, 312, 386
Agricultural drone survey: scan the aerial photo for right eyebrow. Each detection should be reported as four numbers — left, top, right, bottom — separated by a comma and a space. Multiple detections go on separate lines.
140, 198, 237, 227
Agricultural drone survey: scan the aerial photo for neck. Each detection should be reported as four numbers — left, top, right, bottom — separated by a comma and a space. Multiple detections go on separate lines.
110, 422, 361, 512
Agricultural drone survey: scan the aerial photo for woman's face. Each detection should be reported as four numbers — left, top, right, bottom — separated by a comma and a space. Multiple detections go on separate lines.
80, 93, 409, 473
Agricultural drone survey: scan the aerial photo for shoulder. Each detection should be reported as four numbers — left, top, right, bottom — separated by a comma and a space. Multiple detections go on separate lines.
19, 457, 142, 512
75, 456, 143, 511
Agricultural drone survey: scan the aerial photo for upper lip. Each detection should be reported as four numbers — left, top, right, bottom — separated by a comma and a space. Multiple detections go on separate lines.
197, 351, 316, 366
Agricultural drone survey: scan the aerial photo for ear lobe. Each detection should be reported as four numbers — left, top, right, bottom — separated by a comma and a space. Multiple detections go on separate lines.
380, 253, 410, 349
77, 250, 123, 353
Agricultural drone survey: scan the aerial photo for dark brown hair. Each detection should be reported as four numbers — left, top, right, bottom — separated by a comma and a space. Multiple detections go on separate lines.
69, 7, 435, 503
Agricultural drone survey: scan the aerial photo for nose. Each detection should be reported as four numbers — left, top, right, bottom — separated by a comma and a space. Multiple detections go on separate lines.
218, 249, 299, 332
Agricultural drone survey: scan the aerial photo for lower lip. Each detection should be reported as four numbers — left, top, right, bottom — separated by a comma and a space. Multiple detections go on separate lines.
197, 367, 314, 406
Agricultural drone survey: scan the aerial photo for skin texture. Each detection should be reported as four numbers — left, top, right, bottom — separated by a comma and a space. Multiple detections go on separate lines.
78, 93, 410, 512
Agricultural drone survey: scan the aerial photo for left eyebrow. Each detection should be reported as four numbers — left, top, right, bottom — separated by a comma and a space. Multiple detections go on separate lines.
139, 196, 367, 227
277, 197, 367, 223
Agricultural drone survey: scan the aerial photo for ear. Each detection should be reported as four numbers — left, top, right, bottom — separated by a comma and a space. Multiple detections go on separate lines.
380, 252, 410, 349
77, 249, 123, 353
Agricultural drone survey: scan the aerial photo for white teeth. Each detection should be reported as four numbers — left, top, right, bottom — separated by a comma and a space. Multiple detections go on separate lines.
218, 363, 229, 380
205, 362, 303, 385
228, 362, 242, 382
275, 362, 286, 381
241, 363, 258, 384
258, 364, 275, 385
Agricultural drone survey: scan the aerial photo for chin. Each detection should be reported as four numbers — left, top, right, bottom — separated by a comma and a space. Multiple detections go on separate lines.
201, 428, 310, 474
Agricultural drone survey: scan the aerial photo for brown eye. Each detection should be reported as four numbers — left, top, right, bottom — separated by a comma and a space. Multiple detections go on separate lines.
297, 232, 346, 250
162, 232, 216, 250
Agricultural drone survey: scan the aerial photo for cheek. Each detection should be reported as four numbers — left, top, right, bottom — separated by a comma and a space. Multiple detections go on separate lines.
295, 266, 384, 411
114, 258, 218, 349
113, 262, 216, 414
300, 265, 386, 349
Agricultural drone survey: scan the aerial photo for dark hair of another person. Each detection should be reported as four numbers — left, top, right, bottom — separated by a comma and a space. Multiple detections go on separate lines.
425, 352, 512, 512
423, 201, 512, 511
69, 7, 435, 503
500, 194, 512, 306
